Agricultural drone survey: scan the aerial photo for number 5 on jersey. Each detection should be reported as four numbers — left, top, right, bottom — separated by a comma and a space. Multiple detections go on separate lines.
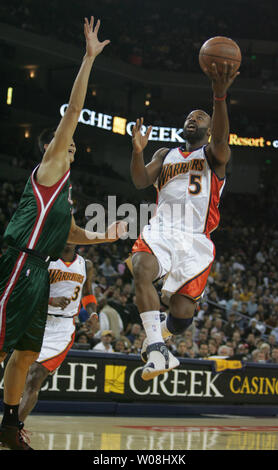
189, 174, 202, 195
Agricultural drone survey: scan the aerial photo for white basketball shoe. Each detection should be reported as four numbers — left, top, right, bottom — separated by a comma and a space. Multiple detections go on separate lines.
141, 342, 180, 381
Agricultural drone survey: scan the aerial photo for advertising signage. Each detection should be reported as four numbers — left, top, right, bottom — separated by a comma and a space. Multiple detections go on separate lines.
60, 104, 278, 149
2, 351, 277, 406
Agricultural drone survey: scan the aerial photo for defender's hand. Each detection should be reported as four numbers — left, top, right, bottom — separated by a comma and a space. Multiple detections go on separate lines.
132, 118, 152, 154
105, 221, 128, 242
84, 16, 110, 58
204, 62, 240, 97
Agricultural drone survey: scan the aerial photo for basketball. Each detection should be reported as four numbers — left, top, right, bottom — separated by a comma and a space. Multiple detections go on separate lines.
199, 36, 242, 74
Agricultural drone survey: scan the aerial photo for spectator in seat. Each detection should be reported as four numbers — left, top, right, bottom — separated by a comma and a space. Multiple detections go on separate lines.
126, 323, 142, 344
259, 342, 271, 361
100, 257, 118, 280
224, 313, 239, 338
92, 330, 114, 353
96, 298, 124, 339
130, 338, 142, 354
269, 346, 278, 363
75, 332, 90, 345
208, 339, 218, 355
174, 339, 191, 358
197, 342, 209, 359
113, 338, 128, 353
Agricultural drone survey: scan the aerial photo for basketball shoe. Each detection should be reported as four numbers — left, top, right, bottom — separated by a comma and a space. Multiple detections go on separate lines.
141, 342, 180, 381
141, 313, 171, 363
0, 424, 33, 450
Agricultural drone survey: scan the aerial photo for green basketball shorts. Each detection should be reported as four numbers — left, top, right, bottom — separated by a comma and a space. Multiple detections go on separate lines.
0, 247, 50, 352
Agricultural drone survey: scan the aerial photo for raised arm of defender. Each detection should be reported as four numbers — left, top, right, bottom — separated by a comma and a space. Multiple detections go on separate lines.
67, 216, 127, 245
205, 62, 239, 178
131, 118, 169, 189
36, 17, 110, 186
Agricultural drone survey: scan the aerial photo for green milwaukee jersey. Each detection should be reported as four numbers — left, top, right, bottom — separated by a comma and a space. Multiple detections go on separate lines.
4, 165, 72, 260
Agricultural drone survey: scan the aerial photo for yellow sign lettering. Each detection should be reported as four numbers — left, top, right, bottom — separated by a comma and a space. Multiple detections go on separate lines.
230, 376, 241, 393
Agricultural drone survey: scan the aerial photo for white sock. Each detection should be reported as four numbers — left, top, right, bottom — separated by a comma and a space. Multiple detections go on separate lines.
140, 311, 164, 345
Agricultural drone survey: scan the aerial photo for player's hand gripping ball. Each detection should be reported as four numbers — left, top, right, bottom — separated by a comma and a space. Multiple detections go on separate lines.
199, 36, 241, 75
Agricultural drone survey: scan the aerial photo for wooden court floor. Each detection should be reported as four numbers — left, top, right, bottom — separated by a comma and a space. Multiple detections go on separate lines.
4, 414, 278, 450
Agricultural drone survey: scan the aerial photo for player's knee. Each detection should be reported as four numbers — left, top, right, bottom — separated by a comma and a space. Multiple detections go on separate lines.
13, 350, 40, 368
25, 367, 46, 393
170, 294, 196, 319
165, 295, 196, 335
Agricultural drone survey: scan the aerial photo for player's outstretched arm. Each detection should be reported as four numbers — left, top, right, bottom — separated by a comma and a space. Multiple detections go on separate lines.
205, 62, 239, 177
67, 216, 127, 245
131, 117, 168, 189
37, 17, 110, 186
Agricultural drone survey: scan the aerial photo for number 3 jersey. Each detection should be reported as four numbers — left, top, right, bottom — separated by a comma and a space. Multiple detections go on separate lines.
153, 145, 225, 235
48, 254, 86, 317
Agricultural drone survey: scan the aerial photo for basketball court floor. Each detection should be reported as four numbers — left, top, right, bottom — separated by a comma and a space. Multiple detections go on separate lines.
12, 414, 278, 450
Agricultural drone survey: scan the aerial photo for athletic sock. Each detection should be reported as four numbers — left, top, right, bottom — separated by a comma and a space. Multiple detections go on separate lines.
1, 403, 20, 428
141, 311, 168, 366
140, 311, 164, 345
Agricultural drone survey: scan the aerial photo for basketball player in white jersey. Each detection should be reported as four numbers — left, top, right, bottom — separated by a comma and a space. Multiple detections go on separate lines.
18, 244, 97, 424
130, 62, 239, 380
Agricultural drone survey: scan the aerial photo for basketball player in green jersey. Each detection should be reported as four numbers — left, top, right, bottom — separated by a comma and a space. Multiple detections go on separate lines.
0, 17, 126, 450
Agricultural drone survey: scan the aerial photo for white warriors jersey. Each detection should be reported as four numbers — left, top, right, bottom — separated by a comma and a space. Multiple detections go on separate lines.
152, 145, 225, 236
48, 254, 86, 317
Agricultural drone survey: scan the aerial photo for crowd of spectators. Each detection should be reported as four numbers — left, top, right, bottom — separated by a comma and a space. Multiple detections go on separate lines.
1, 0, 278, 85
2, 164, 278, 366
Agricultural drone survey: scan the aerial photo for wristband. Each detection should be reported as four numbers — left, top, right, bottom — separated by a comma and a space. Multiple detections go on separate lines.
82, 294, 97, 309
214, 94, 227, 101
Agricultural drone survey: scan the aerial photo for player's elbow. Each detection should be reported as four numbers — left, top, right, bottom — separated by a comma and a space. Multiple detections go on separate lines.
131, 174, 150, 190
133, 181, 147, 190
134, 181, 150, 190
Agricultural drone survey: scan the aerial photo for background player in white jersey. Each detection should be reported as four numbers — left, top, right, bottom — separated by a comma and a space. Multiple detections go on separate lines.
130, 62, 239, 380
18, 244, 97, 424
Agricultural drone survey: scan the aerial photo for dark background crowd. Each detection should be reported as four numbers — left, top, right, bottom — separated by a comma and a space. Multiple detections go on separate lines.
1, 0, 278, 81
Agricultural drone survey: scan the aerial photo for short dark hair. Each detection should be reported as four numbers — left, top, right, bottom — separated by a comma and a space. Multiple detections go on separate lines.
38, 128, 55, 154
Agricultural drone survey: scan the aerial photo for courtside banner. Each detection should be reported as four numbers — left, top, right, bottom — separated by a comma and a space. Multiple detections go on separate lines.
1, 351, 278, 405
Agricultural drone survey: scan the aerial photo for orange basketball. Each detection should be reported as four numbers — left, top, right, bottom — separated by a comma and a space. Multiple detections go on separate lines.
199, 36, 242, 74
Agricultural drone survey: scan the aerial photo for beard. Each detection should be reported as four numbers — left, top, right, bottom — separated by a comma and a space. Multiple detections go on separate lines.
183, 126, 208, 144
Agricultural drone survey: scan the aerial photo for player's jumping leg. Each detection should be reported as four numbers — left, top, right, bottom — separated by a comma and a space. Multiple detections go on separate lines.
132, 252, 180, 381
19, 362, 49, 424
141, 294, 196, 362
0, 350, 39, 450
